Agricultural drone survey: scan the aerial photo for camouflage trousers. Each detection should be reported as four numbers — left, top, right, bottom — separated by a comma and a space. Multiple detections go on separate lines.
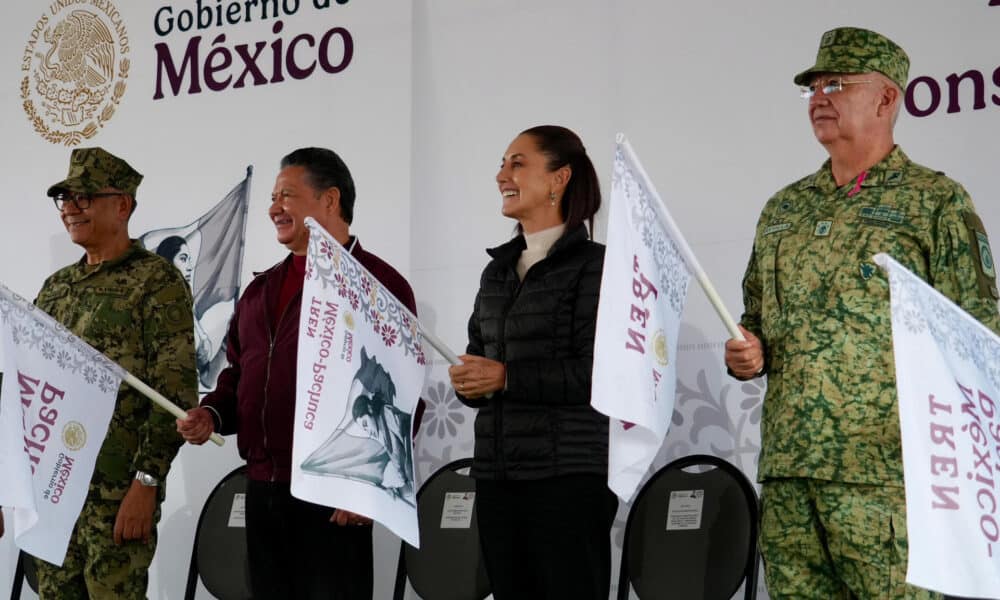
35, 497, 157, 599
759, 479, 941, 600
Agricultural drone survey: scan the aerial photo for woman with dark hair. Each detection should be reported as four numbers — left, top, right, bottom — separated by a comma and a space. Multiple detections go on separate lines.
155, 235, 212, 367
155, 235, 193, 281
448, 125, 616, 599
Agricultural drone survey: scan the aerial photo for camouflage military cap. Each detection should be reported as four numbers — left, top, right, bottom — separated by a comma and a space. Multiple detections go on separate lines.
794, 27, 909, 90
46, 147, 143, 198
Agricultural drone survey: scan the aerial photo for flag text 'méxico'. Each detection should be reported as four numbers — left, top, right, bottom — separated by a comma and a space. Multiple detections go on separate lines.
927, 382, 1000, 559
302, 297, 341, 431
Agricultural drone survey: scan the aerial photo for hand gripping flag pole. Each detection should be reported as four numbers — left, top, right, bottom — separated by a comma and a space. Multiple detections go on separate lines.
122, 372, 225, 446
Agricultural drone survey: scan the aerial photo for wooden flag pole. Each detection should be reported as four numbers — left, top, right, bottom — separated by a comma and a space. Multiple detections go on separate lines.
123, 372, 225, 447
617, 134, 745, 341
418, 327, 461, 366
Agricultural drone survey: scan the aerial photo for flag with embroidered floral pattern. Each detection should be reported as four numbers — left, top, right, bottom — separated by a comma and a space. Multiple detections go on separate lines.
0, 283, 119, 566
876, 253, 1000, 598
592, 141, 692, 501
291, 218, 427, 547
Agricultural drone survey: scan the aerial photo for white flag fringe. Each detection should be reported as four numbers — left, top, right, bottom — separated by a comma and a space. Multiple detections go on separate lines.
876, 253, 1000, 598
0, 284, 120, 566
592, 138, 693, 501
291, 218, 427, 547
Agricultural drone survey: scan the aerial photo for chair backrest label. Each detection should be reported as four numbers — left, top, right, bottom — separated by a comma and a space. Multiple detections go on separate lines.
666, 489, 704, 530
439, 492, 475, 529
227, 493, 247, 528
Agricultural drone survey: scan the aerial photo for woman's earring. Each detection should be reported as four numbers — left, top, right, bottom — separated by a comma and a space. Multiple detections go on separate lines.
549, 192, 556, 206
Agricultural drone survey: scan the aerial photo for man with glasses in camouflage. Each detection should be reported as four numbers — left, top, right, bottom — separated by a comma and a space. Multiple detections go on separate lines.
725, 27, 1000, 598
30, 147, 197, 599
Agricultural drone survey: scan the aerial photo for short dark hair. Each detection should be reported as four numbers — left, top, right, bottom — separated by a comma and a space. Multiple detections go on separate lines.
280, 147, 357, 225
154, 235, 186, 262
520, 125, 601, 237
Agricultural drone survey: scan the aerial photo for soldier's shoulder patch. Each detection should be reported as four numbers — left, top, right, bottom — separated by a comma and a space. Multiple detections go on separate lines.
963, 212, 999, 299
814, 220, 833, 237
153, 297, 195, 336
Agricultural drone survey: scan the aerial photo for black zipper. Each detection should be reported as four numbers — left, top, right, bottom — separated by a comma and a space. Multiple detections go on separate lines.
263, 288, 300, 481
494, 266, 530, 481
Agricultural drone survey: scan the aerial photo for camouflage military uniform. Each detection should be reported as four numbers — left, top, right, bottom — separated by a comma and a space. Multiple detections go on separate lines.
32, 241, 197, 599
742, 147, 1000, 598
737, 26, 1000, 598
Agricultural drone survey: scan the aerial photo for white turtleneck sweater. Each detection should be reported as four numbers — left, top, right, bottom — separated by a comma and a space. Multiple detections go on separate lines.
516, 223, 566, 280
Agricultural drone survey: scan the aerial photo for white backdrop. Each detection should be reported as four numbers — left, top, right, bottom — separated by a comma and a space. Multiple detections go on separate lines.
2, 1, 999, 598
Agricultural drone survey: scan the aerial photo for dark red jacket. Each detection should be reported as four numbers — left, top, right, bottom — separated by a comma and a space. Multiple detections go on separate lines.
202, 238, 417, 482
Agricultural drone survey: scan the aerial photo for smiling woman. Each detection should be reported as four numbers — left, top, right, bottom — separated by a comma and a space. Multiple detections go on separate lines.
448, 125, 617, 600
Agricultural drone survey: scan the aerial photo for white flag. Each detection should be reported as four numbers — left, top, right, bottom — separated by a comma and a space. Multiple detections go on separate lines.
876, 253, 1000, 598
0, 284, 120, 566
291, 218, 426, 547
592, 141, 692, 501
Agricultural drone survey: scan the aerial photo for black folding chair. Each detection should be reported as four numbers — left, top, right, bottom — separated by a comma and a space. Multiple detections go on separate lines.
618, 454, 760, 600
392, 458, 490, 600
184, 465, 253, 600
8, 551, 38, 600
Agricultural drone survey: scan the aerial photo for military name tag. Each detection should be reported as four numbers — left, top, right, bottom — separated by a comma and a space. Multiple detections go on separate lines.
859, 205, 905, 227
763, 222, 791, 236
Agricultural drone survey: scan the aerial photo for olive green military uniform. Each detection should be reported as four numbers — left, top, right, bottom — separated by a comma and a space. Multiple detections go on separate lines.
30, 147, 198, 599
32, 241, 197, 599
746, 146, 1000, 486
741, 27, 1000, 599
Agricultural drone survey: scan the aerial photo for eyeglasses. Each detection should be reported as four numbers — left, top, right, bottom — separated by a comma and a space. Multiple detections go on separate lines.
52, 192, 122, 211
799, 77, 873, 99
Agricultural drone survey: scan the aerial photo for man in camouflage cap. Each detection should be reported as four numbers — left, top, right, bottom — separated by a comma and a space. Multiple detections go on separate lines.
46, 146, 144, 201
725, 27, 1000, 598
31, 147, 197, 599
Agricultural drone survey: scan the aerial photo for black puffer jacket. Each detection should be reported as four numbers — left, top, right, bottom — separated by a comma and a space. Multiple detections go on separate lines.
459, 224, 609, 480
